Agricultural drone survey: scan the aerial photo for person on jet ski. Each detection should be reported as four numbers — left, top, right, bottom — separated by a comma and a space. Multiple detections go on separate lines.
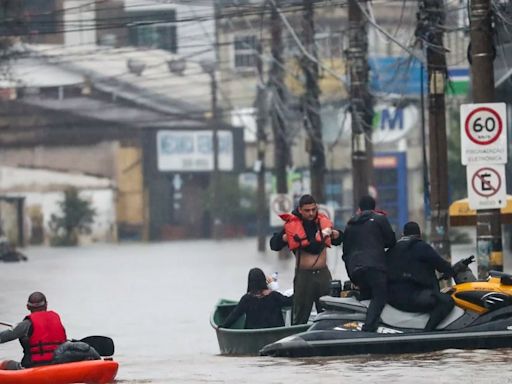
342, 195, 396, 332
269, 194, 343, 325
386, 221, 455, 331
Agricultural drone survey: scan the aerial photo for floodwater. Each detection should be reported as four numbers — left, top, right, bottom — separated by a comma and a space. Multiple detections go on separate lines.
1, 239, 512, 383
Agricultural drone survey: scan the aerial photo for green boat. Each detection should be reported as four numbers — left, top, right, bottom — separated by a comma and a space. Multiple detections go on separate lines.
210, 298, 311, 356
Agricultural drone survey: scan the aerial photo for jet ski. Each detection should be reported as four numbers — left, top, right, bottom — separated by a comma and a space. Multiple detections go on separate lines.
260, 256, 512, 357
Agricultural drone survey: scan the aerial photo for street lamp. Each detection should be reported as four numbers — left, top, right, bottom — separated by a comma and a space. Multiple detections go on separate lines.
199, 59, 221, 239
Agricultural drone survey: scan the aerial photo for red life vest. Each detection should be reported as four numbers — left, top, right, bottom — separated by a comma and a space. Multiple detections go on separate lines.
26, 311, 67, 365
279, 212, 333, 251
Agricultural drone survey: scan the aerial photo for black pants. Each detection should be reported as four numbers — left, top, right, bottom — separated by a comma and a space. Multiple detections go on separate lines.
388, 282, 455, 331
351, 268, 387, 332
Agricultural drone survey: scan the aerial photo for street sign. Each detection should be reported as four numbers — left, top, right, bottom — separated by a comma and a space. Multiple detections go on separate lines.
460, 103, 507, 165
269, 194, 293, 227
467, 164, 507, 210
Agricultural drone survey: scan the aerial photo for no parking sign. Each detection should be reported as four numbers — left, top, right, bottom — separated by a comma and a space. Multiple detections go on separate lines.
467, 164, 506, 210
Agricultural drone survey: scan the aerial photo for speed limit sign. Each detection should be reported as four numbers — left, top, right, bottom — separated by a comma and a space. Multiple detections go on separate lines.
460, 103, 507, 165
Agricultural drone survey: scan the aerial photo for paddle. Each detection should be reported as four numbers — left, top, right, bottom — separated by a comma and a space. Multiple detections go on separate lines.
0, 321, 114, 356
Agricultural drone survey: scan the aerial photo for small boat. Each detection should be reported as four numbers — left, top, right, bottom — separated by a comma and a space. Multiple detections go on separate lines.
0, 359, 118, 384
210, 298, 311, 355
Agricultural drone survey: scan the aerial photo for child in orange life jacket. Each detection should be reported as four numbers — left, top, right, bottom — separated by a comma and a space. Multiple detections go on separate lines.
269, 194, 343, 325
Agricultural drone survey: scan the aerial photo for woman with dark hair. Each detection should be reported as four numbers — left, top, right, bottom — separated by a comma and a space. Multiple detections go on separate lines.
219, 268, 293, 329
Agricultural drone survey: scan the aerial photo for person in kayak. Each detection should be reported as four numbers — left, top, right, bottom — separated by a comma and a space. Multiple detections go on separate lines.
342, 195, 396, 332
0, 291, 67, 370
269, 194, 343, 325
218, 268, 293, 329
386, 221, 455, 331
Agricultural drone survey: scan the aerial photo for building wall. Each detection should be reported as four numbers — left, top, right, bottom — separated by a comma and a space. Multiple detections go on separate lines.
0, 142, 118, 179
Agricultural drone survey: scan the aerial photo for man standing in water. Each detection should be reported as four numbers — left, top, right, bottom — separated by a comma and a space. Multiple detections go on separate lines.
270, 194, 343, 324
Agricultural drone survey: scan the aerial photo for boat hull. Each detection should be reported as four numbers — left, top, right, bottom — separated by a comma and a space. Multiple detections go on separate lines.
261, 328, 512, 357
211, 299, 311, 355
0, 359, 119, 384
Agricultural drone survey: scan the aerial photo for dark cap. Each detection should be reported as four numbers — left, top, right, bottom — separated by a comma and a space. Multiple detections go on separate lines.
403, 221, 421, 236
358, 195, 376, 211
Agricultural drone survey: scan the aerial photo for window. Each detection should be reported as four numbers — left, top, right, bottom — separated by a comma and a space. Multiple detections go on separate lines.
233, 35, 257, 69
127, 10, 177, 52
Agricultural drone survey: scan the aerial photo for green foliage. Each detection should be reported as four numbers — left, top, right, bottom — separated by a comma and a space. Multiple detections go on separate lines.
203, 174, 259, 226
49, 188, 96, 246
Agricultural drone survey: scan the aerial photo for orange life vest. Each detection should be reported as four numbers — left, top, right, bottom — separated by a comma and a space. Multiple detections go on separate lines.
26, 311, 67, 365
279, 212, 333, 251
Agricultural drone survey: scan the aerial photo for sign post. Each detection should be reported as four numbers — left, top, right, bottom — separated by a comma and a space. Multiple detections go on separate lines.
461, 102, 507, 277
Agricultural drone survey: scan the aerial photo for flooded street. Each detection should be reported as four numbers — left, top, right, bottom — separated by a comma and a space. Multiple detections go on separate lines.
1, 239, 512, 383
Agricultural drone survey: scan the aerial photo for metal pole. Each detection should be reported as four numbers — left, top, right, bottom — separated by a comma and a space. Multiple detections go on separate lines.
302, 0, 325, 203
269, 0, 289, 196
209, 68, 221, 240
348, 0, 373, 206
422, 0, 451, 263
469, 0, 503, 277
255, 42, 267, 252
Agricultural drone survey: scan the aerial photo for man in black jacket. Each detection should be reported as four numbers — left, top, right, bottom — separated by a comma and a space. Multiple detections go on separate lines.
342, 195, 396, 332
386, 221, 455, 331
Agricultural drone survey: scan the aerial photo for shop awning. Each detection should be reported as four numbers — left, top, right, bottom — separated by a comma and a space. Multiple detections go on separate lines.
449, 196, 512, 226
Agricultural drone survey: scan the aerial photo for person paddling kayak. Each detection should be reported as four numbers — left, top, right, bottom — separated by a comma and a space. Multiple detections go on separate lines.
0, 291, 67, 370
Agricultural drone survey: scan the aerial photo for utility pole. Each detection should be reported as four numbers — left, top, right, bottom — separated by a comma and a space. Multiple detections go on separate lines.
418, 0, 451, 262
302, 0, 326, 203
255, 41, 268, 252
347, 0, 373, 206
469, 0, 503, 277
269, 0, 289, 196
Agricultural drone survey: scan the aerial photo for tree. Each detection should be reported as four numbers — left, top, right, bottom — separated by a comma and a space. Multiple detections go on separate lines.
49, 188, 96, 246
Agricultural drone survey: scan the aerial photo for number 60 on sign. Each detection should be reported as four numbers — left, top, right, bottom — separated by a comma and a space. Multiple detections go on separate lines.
460, 103, 508, 165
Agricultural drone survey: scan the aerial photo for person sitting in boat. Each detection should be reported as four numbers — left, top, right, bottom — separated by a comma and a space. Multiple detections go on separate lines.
0, 291, 67, 370
218, 268, 293, 329
386, 222, 455, 331
269, 194, 343, 325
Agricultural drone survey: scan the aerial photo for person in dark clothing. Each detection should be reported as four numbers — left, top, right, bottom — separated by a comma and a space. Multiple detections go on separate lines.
342, 195, 396, 332
219, 268, 293, 329
386, 221, 455, 331
0, 292, 67, 370
269, 194, 343, 325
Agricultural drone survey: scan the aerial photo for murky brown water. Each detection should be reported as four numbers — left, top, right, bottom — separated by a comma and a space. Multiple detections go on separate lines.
1, 239, 511, 383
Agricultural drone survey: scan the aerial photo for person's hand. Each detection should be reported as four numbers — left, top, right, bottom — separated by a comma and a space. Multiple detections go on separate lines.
331, 229, 340, 239
321, 227, 332, 237
266, 275, 273, 284
282, 233, 288, 242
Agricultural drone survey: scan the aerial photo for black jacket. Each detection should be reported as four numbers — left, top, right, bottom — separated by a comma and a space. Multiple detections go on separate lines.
386, 236, 453, 290
342, 210, 396, 276
269, 209, 343, 253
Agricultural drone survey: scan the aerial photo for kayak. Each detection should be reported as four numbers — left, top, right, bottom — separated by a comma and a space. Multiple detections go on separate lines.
211, 298, 311, 355
0, 359, 119, 384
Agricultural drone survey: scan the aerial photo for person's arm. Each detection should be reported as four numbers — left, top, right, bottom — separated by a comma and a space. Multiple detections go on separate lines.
378, 216, 396, 249
269, 229, 287, 251
0, 319, 30, 343
418, 243, 454, 275
330, 228, 343, 246
273, 291, 293, 307
219, 296, 248, 329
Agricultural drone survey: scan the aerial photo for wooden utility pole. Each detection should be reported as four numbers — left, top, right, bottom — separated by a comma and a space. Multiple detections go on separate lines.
302, 0, 325, 203
269, 0, 289, 196
255, 41, 268, 252
347, 0, 373, 206
420, 0, 451, 262
469, 0, 503, 277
